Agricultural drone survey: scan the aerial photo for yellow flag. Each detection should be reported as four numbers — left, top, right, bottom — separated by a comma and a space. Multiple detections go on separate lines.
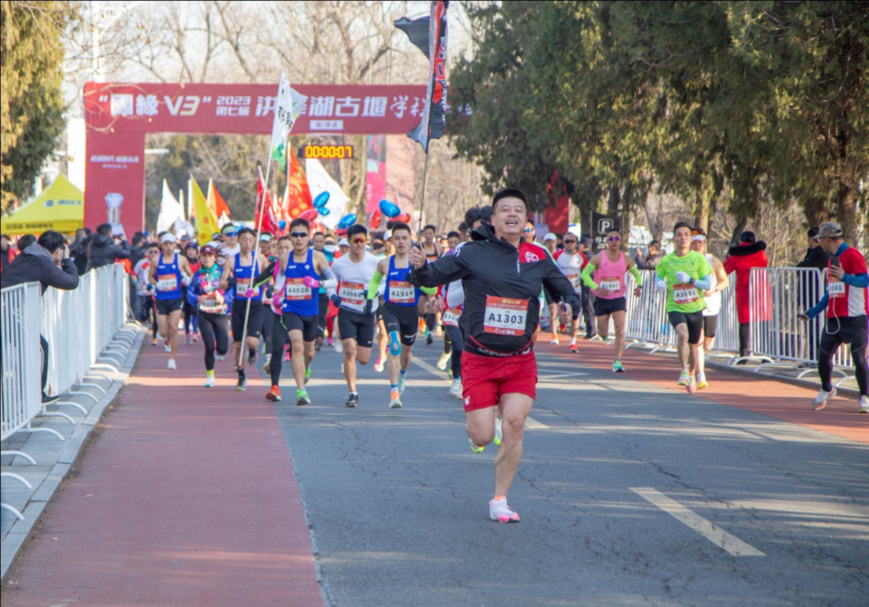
191, 178, 218, 246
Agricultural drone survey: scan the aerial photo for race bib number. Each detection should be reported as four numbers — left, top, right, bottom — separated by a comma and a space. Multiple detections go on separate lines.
828, 280, 845, 298
236, 278, 252, 297
199, 297, 223, 313
442, 309, 460, 327
156, 274, 177, 292
673, 283, 698, 305
600, 276, 620, 291
388, 280, 415, 304
565, 272, 580, 289
483, 296, 528, 336
284, 278, 312, 300
339, 281, 365, 306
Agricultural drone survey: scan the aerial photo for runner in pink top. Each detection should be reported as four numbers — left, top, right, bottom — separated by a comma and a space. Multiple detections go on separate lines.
580, 228, 643, 372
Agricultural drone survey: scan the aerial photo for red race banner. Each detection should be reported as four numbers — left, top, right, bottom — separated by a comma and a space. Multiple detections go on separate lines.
83, 82, 427, 236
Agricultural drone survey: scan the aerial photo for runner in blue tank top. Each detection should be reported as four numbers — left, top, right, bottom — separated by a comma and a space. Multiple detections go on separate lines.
364, 222, 437, 409
219, 227, 269, 391
265, 218, 336, 406
148, 232, 193, 370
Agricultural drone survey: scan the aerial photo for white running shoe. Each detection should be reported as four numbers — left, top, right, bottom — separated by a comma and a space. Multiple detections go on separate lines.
436, 351, 451, 371
677, 370, 690, 386
204, 375, 215, 388
333, 338, 343, 353
167, 359, 176, 370
449, 379, 462, 399
373, 357, 385, 373
397, 374, 406, 395
494, 416, 502, 446
164, 344, 171, 354
812, 388, 836, 411
215, 353, 225, 361
859, 395, 868, 414
550, 338, 559, 345
489, 497, 520, 523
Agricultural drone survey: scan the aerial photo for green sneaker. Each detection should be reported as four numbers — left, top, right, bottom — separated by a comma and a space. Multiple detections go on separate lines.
613, 360, 625, 373
296, 389, 311, 407
304, 366, 312, 385
469, 438, 484, 454
493, 417, 502, 446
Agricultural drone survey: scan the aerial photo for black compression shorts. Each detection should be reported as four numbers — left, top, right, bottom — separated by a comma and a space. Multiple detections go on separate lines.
668, 310, 704, 345
381, 302, 419, 346
338, 308, 375, 349
231, 300, 263, 340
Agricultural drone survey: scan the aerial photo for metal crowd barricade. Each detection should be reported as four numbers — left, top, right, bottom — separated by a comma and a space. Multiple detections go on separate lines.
1, 282, 42, 442
625, 270, 676, 352
710, 272, 739, 359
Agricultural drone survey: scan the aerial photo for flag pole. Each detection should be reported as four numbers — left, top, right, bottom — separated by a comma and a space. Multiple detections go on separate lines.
416, 151, 430, 237
237, 160, 272, 370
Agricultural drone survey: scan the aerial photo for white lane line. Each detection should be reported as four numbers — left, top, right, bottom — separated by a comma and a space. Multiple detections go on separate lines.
630, 487, 765, 557
411, 357, 548, 429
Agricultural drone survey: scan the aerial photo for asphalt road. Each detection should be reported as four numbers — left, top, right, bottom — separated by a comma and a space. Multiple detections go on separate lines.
262, 338, 869, 607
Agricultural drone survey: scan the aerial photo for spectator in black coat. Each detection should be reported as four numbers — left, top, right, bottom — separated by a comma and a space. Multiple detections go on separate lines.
70, 228, 90, 275
796, 226, 830, 362
635, 240, 663, 270
86, 223, 130, 271
1, 230, 80, 403
796, 226, 830, 271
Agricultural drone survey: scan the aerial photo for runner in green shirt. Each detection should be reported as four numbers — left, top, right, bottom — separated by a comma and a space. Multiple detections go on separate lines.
655, 222, 713, 393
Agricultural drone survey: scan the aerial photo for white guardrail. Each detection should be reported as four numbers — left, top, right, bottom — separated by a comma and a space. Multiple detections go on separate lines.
1, 264, 129, 442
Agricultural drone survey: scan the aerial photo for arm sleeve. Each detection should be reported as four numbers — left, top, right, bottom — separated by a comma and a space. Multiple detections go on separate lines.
406, 254, 468, 288
320, 264, 338, 290
253, 260, 276, 287
366, 269, 384, 300
581, 262, 598, 290
841, 272, 869, 288
446, 279, 464, 309
693, 274, 712, 291
807, 292, 829, 319
43, 258, 80, 290
420, 286, 438, 295
628, 265, 642, 284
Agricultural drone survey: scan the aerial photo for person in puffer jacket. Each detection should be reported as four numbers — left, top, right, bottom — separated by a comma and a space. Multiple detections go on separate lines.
724, 231, 770, 358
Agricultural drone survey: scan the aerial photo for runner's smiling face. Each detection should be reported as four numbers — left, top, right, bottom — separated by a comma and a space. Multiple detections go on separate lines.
493, 197, 527, 240
392, 228, 411, 255
200, 251, 216, 269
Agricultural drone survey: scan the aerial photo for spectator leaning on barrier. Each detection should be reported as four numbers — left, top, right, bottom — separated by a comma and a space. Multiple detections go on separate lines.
70, 227, 90, 275
86, 222, 130, 271
723, 231, 770, 358
1, 230, 80, 404
796, 226, 831, 271
635, 240, 663, 270
798, 222, 868, 414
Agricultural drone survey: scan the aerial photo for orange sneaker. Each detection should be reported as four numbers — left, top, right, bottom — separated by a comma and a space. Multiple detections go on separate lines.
265, 385, 281, 402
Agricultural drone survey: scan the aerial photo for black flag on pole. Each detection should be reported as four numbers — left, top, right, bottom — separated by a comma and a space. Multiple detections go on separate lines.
396, 1, 449, 152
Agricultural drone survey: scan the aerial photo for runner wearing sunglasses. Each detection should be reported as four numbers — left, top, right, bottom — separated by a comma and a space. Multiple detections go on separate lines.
264, 218, 336, 406
553, 234, 588, 351
327, 224, 381, 408
580, 228, 643, 372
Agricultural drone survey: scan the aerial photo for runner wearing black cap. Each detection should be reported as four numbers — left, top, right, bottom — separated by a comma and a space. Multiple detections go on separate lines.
188, 243, 229, 387
407, 188, 580, 523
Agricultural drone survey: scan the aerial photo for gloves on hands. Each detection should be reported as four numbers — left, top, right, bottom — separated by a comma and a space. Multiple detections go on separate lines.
330, 294, 342, 307
362, 299, 373, 315
244, 288, 256, 298
303, 276, 320, 289
675, 271, 691, 284
655, 280, 668, 292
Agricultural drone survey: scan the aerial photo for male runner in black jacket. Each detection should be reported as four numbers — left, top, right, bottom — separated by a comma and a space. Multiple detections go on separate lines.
408, 188, 579, 523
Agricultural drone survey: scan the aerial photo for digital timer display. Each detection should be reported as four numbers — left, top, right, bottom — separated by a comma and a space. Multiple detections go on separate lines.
302, 144, 354, 160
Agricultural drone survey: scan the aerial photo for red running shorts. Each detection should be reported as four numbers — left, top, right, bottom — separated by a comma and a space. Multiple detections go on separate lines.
461, 349, 537, 412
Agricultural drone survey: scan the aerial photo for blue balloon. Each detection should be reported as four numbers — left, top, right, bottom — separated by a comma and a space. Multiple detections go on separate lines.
379, 199, 401, 218
338, 213, 357, 230
278, 220, 287, 230
313, 192, 330, 209
319, 207, 331, 217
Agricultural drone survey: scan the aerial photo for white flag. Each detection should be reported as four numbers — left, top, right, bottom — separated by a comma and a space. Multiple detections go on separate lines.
305, 158, 351, 230
157, 180, 184, 234
270, 70, 307, 169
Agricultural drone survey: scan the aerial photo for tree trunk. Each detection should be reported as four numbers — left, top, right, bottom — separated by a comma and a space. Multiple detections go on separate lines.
730, 216, 748, 247
695, 194, 710, 234
837, 183, 857, 242
607, 184, 620, 216
804, 196, 829, 230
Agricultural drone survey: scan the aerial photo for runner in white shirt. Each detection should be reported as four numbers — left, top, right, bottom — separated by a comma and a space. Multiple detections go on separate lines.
553, 234, 587, 352
327, 224, 381, 408
691, 228, 729, 390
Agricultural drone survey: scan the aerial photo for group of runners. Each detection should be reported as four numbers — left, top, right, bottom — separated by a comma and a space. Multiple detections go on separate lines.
139, 188, 867, 522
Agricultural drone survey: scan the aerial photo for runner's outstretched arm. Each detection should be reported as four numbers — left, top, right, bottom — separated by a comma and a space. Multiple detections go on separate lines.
407, 254, 468, 288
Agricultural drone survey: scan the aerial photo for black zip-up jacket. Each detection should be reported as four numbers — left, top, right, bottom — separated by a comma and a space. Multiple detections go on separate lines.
86, 234, 130, 271
0, 243, 79, 293
407, 224, 580, 356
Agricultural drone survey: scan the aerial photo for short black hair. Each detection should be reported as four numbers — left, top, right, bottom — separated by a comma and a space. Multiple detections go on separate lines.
673, 221, 693, 234
147, 242, 161, 251
458, 221, 469, 233
463, 206, 488, 228
492, 188, 527, 212
607, 227, 621, 235
237, 227, 256, 239
346, 224, 367, 239
38, 230, 65, 254
278, 235, 291, 243
739, 230, 756, 244
392, 221, 412, 236
289, 218, 310, 232
447, 230, 461, 240
18, 234, 36, 251
313, 231, 326, 238
422, 224, 436, 233
807, 226, 819, 239
648, 240, 661, 250
132, 231, 146, 246
96, 223, 113, 236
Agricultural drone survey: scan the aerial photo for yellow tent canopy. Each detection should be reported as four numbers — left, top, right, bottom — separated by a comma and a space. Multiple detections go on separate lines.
1, 174, 84, 234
